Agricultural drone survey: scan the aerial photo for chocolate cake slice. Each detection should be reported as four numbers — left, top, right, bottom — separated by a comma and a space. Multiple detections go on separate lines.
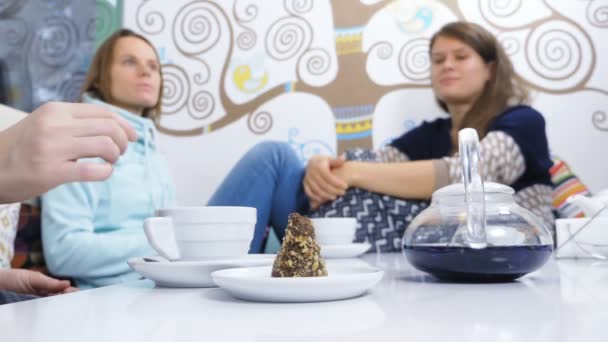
271, 213, 328, 277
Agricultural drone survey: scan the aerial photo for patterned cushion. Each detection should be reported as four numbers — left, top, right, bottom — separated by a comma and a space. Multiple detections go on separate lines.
0, 203, 20, 268
550, 157, 591, 218
11, 202, 47, 272
309, 148, 429, 253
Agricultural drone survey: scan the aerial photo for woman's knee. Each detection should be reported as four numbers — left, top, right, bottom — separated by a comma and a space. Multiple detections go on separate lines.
246, 141, 298, 165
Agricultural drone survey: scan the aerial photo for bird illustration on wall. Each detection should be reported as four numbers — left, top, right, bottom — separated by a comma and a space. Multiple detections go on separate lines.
232, 64, 269, 94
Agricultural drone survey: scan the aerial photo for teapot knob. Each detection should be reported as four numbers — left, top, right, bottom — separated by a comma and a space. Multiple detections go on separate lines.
459, 128, 487, 249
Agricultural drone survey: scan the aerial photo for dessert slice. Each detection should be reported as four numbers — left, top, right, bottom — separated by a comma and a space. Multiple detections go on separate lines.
271, 213, 328, 277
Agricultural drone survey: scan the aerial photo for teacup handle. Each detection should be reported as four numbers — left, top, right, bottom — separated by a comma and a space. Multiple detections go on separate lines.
143, 217, 180, 261
459, 128, 487, 249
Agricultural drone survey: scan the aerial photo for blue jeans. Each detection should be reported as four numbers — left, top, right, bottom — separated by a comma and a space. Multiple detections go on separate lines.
208, 141, 309, 253
0, 290, 37, 305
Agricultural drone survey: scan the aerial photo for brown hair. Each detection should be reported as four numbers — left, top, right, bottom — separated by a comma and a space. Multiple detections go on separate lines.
430, 22, 529, 138
81, 29, 163, 119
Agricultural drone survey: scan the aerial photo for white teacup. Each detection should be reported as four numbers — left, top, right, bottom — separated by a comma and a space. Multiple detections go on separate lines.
310, 217, 357, 245
144, 206, 256, 261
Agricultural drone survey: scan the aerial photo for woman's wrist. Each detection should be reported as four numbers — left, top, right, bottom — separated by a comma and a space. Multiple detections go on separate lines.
343, 161, 361, 187
0, 130, 15, 200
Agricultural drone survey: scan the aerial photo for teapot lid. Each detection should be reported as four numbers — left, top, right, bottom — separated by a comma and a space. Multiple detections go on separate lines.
435, 182, 514, 197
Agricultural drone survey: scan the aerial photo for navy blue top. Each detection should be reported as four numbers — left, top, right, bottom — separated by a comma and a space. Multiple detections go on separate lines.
389, 105, 552, 191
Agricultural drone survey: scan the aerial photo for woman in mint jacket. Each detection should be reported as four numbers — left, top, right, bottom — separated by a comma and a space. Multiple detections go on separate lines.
42, 29, 175, 289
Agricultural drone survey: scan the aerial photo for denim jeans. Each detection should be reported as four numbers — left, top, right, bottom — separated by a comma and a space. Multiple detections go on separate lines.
0, 290, 37, 305
207, 141, 309, 253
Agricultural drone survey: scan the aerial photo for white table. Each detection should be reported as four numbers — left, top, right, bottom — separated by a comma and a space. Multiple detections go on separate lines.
1, 253, 607, 341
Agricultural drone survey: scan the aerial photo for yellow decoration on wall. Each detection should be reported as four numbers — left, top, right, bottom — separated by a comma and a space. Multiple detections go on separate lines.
233, 65, 269, 94
335, 32, 363, 55
335, 119, 373, 134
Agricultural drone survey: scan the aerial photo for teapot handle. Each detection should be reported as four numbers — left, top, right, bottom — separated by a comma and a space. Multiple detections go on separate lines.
459, 128, 487, 249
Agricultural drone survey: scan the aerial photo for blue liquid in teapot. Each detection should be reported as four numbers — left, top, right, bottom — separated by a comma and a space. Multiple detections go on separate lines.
402, 244, 553, 282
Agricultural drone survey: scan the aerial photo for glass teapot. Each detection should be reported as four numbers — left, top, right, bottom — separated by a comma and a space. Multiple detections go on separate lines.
402, 128, 553, 282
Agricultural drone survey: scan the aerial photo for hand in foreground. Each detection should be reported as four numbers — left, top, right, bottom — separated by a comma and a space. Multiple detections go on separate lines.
0, 269, 78, 296
0, 102, 137, 203
304, 155, 348, 209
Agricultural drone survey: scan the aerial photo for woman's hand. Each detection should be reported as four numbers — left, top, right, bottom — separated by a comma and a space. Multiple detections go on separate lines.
0, 102, 137, 203
331, 161, 357, 187
0, 269, 78, 296
304, 155, 348, 207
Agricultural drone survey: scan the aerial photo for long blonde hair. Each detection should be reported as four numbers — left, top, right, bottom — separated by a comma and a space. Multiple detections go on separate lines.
80, 29, 163, 119
430, 22, 529, 137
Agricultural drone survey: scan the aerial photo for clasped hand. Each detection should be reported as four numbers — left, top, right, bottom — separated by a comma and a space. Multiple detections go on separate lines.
304, 155, 352, 209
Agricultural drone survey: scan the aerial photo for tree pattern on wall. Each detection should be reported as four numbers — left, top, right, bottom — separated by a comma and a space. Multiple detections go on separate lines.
132, 0, 607, 153
0, 0, 95, 111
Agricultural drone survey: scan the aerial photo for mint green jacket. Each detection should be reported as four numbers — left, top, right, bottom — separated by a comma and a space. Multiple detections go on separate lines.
42, 95, 176, 288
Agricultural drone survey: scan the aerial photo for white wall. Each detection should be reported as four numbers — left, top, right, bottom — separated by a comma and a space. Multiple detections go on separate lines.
123, 0, 608, 205
0, 104, 26, 130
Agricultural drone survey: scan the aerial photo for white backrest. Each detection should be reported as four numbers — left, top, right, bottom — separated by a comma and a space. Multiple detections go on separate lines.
0, 103, 27, 131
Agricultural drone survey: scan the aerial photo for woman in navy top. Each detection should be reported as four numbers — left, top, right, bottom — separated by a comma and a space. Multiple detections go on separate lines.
209, 22, 553, 253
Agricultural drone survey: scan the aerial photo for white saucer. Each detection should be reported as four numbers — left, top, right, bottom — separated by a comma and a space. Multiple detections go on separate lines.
127, 254, 275, 288
211, 264, 384, 302
320, 242, 371, 259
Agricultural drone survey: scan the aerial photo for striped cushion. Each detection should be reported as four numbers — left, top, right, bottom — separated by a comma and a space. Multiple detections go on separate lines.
550, 158, 590, 218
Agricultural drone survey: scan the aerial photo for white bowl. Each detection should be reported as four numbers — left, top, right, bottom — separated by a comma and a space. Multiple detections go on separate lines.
310, 217, 357, 245
173, 222, 254, 241
145, 206, 257, 261
156, 206, 256, 224
177, 239, 252, 260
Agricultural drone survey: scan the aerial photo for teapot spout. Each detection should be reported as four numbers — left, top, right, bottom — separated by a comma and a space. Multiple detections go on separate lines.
567, 194, 606, 217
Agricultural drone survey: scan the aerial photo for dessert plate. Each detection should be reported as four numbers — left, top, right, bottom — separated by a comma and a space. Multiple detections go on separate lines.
320, 242, 371, 259
211, 264, 383, 302
127, 254, 275, 288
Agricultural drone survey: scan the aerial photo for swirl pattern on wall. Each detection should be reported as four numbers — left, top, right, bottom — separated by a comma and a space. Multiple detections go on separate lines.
479, 0, 523, 21
136, 0, 165, 35
188, 90, 215, 120
247, 110, 273, 135
234, 1, 257, 50
369, 41, 394, 60
56, 71, 86, 102
161, 64, 190, 115
86, 17, 96, 41
587, 0, 608, 28
236, 30, 256, 50
297, 48, 331, 84
173, 1, 222, 56
593, 111, 608, 131
33, 16, 78, 67
289, 128, 335, 163
0, 0, 27, 16
1, 19, 29, 46
234, 0, 258, 23
398, 38, 430, 82
0, 0, 93, 111
525, 21, 591, 88
498, 35, 520, 56
233, 1, 258, 50
284, 0, 314, 16
265, 16, 312, 61
94, 0, 115, 40
193, 66, 211, 86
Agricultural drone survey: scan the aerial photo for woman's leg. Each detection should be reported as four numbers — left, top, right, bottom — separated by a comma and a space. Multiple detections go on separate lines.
208, 141, 309, 253
0, 290, 37, 305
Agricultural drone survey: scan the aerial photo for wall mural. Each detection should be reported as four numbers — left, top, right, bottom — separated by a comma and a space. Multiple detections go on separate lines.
121, 0, 608, 203
0, 0, 96, 111
95, 0, 123, 48
127, 0, 608, 150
